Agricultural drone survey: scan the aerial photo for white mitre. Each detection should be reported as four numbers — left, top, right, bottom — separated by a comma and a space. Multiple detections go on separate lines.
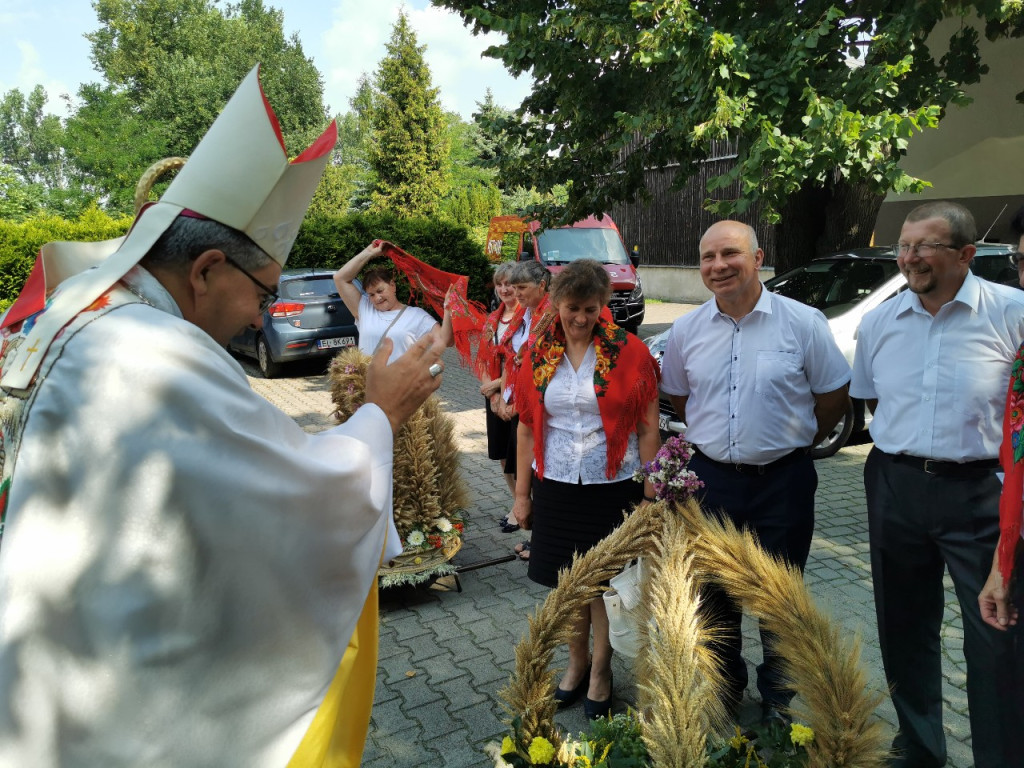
0, 64, 337, 391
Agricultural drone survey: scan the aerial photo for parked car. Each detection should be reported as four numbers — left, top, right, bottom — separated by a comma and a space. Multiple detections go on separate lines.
646, 242, 1019, 458
228, 269, 358, 378
486, 214, 646, 332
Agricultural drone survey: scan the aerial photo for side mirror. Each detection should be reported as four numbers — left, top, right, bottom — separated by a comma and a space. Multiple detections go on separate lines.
629, 244, 640, 268
519, 250, 532, 262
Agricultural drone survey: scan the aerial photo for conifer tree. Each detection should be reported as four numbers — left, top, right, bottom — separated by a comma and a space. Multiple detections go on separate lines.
368, 11, 450, 217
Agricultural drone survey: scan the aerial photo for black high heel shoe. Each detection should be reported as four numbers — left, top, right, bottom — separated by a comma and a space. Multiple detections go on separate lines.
553, 664, 591, 710
583, 674, 613, 720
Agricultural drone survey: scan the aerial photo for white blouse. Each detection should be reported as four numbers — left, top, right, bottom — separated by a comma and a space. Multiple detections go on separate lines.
538, 343, 640, 485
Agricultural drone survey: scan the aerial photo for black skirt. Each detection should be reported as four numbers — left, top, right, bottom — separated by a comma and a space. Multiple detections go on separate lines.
527, 474, 642, 588
484, 398, 518, 476
484, 397, 511, 460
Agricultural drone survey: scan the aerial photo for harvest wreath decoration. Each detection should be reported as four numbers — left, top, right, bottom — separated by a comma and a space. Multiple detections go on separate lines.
329, 348, 468, 587
489, 497, 890, 767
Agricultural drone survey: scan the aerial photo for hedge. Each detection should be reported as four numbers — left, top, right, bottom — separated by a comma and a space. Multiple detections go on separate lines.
1, 210, 493, 312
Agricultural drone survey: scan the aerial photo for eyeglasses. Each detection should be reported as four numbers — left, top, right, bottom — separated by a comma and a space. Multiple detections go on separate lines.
224, 255, 279, 313
891, 242, 961, 258
1011, 252, 1024, 268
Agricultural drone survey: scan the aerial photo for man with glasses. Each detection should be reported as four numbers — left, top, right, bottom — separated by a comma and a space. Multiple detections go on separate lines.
851, 201, 1024, 767
0, 67, 444, 767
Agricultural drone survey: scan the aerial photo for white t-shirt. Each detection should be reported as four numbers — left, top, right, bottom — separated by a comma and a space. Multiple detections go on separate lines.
851, 272, 1024, 461
661, 286, 851, 464
357, 294, 437, 364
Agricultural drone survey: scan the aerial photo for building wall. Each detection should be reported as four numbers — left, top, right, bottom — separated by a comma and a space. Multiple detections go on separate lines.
639, 265, 776, 304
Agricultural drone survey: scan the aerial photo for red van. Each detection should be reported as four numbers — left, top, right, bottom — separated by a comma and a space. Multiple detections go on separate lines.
486, 214, 645, 332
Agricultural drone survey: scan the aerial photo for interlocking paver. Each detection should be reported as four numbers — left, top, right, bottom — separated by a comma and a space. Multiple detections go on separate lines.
244, 301, 977, 767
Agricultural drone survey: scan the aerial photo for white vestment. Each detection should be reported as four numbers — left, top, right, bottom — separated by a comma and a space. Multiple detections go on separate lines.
0, 268, 399, 767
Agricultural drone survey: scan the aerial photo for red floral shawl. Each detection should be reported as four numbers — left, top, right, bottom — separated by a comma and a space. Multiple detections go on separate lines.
476, 303, 527, 380
514, 316, 660, 480
998, 341, 1024, 584
504, 294, 553, 404
379, 240, 488, 367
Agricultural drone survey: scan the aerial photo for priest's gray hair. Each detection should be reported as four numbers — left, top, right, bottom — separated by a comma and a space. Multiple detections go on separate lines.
143, 216, 272, 273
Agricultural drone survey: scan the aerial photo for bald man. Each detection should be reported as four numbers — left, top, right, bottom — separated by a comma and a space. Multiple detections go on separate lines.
660, 221, 850, 725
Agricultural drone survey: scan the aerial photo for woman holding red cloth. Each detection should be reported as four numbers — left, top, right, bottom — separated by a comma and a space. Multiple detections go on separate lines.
512, 259, 661, 719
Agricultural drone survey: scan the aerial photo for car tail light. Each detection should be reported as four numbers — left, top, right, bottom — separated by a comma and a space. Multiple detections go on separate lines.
269, 302, 304, 318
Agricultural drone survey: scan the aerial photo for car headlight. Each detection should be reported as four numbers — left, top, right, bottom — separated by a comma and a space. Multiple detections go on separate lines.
629, 278, 643, 301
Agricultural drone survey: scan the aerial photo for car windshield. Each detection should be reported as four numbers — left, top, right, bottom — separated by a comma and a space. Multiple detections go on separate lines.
767, 259, 900, 319
535, 228, 629, 266
970, 250, 1018, 286
280, 277, 338, 300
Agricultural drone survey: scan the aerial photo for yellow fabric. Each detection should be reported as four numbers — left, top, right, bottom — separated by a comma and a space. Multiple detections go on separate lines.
287, 582, 379, 768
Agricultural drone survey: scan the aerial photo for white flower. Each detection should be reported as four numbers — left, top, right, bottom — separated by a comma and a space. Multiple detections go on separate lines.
407, 530, 426, 547
434, 518, 453, 533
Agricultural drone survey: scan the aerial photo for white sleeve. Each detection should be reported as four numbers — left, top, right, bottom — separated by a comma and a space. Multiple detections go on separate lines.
659, 320, 691, 396
803, 309, 851, 393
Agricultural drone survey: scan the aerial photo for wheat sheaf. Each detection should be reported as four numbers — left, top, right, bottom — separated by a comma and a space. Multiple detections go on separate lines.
327, 347, 468, 536
503, 497, 888, 767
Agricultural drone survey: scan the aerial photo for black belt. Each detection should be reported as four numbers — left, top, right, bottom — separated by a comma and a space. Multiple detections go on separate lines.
888, 452, 1000, 478
694, 448, 808, 476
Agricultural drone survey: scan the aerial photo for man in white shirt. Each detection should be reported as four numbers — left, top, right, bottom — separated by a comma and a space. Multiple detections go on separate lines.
661, 220, 850, 726
851, 201, 1024, 768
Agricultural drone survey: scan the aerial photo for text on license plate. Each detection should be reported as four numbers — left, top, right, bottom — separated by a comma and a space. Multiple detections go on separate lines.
317, 336, 356, 350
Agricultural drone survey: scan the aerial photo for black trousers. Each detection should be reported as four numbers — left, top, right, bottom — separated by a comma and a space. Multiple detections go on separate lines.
689, 450, 817, 709
865, 448, 1023, 768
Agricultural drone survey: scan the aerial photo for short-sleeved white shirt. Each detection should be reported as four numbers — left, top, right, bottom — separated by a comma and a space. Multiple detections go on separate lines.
538, 343, 640, 484
661, 286, 851, 464
850, 272, 1024, 461
356, 294, 437, 364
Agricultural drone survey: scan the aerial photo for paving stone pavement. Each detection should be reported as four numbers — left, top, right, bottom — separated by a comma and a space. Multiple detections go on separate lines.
242, 301, 975, 768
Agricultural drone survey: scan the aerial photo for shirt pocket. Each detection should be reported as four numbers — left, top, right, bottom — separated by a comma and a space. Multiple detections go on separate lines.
951, 359, 1004, 419
754, 350, 803, 399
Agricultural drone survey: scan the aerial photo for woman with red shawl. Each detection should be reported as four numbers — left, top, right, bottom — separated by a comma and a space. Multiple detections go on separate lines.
476, 262, 527, 526
512, 259, 661, 719
978, 209, 1024, 725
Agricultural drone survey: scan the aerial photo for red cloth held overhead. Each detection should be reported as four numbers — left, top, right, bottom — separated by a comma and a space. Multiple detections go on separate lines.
377, 241, 489, 367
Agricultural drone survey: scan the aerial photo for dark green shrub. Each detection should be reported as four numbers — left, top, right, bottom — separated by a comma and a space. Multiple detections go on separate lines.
0, 207, 133, 311
1, 210, 492, 312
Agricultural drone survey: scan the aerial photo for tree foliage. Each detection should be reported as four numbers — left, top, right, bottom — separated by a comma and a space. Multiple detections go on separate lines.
0, 86, 91, 217
368, 10, 451, 217
437, 0, 1024, 267
65, 0, 327, 213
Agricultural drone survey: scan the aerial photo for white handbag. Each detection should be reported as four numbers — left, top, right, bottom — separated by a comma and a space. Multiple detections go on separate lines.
604, 558, 644, 658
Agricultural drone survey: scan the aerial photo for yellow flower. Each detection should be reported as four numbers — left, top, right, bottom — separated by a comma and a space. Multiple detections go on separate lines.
528, 736, 557, 764
500, 736, 516, 755
790, 722, 815, 747
728, 725, 749, 751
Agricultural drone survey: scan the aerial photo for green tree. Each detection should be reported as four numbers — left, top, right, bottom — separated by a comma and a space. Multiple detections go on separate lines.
0, 86, 90, 216
368, 10, 450, 217
66, 0, 327, 213
0, 163, 45, 221
436, 0, 1024, 271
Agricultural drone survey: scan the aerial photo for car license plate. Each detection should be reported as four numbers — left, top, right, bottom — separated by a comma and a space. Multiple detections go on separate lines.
659, 413, 670, 432
317, 336, 355, 350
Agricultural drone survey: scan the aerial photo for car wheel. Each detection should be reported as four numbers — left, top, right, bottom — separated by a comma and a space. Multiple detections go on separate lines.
257, 335, 283, 378
810, 399, 855, 459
